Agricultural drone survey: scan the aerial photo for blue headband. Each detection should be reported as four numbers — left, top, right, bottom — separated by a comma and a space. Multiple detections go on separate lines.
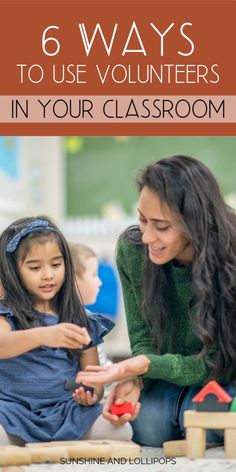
6, 219, 56, 253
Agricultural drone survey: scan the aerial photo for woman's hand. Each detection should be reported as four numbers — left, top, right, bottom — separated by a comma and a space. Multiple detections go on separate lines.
73, 386, 99, 406
102, 378, 141, 426
39, 323, 91, 349
76, 355, 150, 385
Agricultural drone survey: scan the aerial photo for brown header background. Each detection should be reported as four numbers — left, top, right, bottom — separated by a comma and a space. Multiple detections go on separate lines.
1, 0, 236, 135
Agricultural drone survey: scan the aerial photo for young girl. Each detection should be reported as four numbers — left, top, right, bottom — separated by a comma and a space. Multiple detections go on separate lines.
0, 216, 132, 445
77, 155, 236, 447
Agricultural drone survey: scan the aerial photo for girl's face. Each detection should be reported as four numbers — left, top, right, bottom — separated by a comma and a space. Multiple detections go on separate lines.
76, 256, 102, 305
18, 237, 65, 312
138, 186, 193, 265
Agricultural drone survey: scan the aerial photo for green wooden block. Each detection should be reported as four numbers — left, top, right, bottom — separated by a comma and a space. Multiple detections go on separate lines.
229, 397, 236, 412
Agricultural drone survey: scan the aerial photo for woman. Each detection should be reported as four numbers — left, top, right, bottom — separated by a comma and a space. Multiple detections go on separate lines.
77, 155, 236, 447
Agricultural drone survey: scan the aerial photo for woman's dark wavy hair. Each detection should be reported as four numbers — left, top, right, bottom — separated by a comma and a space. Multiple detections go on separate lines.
0, 216, 88, 353
121, 155, 236, 382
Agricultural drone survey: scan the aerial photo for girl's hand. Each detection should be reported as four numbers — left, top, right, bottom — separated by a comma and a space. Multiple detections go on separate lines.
76, 355, 150, 385
40, 323, 91, 349
73, 385, 98, 406
103, 378, 141, 426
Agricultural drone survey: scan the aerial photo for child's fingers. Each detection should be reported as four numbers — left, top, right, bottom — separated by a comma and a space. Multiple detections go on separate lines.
66, 332, 90, 348
103, 398, 141, 424
103, 410, 132, 426
66, 340, 83, 349
73, 387, 98, 406
44, 324, 91, 349
74, 386, 87, 404
103, 390, 117, 415
130, 402, 141, 421
64, 335, 84, 349
85, 390, 93, 404
70, 333, 90, 346
66, 325, 91, 345
114, 414, 132, 425
102, 410, 120, 423
85, 391, 98, 405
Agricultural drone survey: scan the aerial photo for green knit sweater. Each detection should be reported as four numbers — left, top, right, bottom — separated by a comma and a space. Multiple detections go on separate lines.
116, 238, 221, 387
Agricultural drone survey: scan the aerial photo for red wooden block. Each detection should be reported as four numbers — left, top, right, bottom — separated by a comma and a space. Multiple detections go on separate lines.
192, 380, 232, 412
110, 402, 134, 416
192, 381, 232, 403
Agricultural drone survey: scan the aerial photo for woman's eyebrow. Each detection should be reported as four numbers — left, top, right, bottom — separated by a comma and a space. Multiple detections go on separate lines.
137, 208, 169, 223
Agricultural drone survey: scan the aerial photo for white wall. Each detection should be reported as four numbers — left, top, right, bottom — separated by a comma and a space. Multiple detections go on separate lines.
0, 136, 64, 230
22, 137, 64, 222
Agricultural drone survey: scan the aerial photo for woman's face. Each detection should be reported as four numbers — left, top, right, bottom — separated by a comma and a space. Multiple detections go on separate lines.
138, 186, 193, 265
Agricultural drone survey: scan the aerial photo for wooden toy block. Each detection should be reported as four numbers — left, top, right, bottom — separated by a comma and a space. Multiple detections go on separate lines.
0, 440, 140, 466
186, 427, 206, 459
0, 450, 24, 469
229, 397, 236, 412
26, 440, 140, 464
0, 448, 32, 466
184, 410, 236, 459
26, 440, 88, 448
66, 444, 111, 460
192, 381, 232, 412
193, 395, 230, 412
110, 402, 134, 416
184, 410, 236, 429
109, 441, 140, 459
28, 446, 68, 463
88, 439, 140, 457
225, 428, 236, 459
163, 439, 187, 457
0, 447, 20, 451
2, 467, 24, 472
192, 381, 232, 402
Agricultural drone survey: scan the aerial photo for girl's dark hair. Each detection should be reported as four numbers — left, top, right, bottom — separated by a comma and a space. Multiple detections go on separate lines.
122, 155, 236, 382
0, 216, 88, 339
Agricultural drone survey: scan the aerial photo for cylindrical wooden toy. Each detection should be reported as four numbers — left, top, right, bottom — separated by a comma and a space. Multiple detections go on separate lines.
0, 448, 32, 466
29, 446, 68, 463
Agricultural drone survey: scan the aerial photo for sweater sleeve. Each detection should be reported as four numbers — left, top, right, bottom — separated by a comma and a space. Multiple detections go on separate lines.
116, 239, 210, 386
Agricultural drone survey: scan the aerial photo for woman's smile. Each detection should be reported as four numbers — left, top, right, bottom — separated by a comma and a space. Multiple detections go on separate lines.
148, 245, 166, 258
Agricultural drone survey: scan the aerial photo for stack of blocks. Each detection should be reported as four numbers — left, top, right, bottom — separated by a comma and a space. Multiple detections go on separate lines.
0, 440, 140, 466
164, 381, 236, 459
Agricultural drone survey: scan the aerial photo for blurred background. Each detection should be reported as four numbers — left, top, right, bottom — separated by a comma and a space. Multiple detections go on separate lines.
1, 135, 236, 360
